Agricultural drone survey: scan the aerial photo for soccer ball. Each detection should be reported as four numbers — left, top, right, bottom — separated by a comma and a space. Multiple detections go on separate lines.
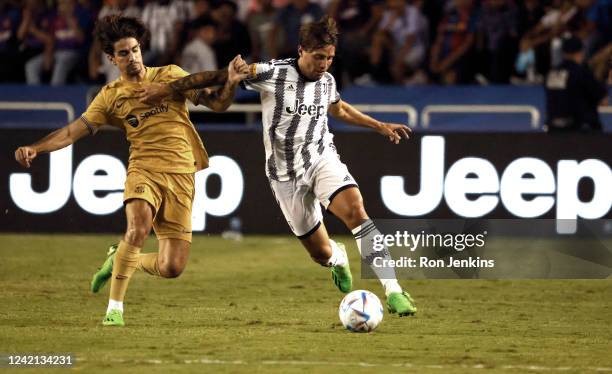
338, 290, 384, 333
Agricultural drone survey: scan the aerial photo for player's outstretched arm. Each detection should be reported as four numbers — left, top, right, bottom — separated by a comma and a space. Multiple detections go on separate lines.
14, 119, 90, 168
135, 68, 229, 105
199, 55, 250, 112
169, 68, 228, 93
328, 100, 412, 144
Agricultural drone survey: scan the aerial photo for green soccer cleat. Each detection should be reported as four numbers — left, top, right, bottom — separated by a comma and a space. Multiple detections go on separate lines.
331, 242, 352, 293
102, 309, 124, 326
90, 244, 118, 293
387, 291, 417, 317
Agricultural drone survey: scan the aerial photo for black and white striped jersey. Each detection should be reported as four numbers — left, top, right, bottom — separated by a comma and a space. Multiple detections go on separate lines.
242, 58, 341, 181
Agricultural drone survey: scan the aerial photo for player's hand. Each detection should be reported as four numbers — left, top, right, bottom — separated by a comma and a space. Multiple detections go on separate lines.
377, 122, 412, 144
15, 146, 38, 168
228, 54, 249, 85
234, 55, 249, 75
135, 82, 173, 105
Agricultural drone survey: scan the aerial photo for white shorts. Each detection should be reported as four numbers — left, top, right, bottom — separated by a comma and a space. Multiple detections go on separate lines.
269, 154, 358, 238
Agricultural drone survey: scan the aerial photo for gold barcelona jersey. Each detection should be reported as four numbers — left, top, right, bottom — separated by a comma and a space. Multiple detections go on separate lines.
81, 65, 208, 173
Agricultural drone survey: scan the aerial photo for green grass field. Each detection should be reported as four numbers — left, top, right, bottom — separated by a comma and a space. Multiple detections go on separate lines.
0, 234, 610, 373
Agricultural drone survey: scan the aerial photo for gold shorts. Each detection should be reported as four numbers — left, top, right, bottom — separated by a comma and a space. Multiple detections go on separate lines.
123, 169, 195, 242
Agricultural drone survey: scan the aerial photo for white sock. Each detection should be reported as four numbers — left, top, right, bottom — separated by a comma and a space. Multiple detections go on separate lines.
352, 219, 403, 296
326, 239, 348, 267
107, 299, 123, 314
380, 279, 402, 296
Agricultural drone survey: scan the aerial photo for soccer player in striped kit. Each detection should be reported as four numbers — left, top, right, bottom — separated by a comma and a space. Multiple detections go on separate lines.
139, 16, 417, 316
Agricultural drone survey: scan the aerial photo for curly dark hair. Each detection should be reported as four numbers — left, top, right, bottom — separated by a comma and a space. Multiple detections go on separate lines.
298, 16, 339, 51
94, 15, 149, 56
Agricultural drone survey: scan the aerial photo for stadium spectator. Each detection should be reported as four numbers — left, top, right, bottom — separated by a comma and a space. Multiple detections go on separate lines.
77, 0, 98, 14
586, 0, 612, 55
178, 0, 213, 59
311, 0, 334, 11
141, 0, 192, 66
589, 41, 612, 81
568, 0, 598, 34
246, 0, 291, 15
0, 0, 22, 82
211, 0, 251, 66
516, 0, 592, 81
421, 0, 445, 44
18, 0, 53, 85
88, 0, 141, 83
23, 0, 91, 85
369, 0, 428, 84
327, 0, 381, 86
234, 0, 255, 21
517, 0, 545, 38
429, 0, 479, 84
181, 16, 218, 72
97, 0, 141, 23
247, 0, 278, 62
269, 0, 324, 59
182, 0, 215, 39
545, 36, 608, 133
192, 0, 213, 18
561, 0, 598, 63
477, 0, 518, 83
5, 0, 607, 87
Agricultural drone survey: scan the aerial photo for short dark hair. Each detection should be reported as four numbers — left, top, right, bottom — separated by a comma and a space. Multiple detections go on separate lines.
191, 16, 217, 30
94, 15, 148, 56
213, 0, 238, 13
561, 36, 583, 54
298, 16, 338, 51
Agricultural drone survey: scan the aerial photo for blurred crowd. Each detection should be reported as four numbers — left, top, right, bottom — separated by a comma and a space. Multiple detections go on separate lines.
0, 0, 610, 87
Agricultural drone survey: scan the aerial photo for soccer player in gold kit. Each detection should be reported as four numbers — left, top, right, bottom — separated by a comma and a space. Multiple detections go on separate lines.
14, 15, 249, 326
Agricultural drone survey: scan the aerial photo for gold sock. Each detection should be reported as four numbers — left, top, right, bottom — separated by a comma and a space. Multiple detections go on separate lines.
109, 240, 141, 302
137, 253, 162, 277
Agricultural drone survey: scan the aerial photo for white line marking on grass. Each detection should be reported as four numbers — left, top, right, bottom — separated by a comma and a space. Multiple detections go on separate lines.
185, 359, 246, 365
83, 357, 612, 372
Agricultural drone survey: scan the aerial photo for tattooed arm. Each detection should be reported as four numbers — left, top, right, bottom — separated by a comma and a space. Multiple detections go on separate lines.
198, 83, 238, 112
136, 68, 229, 105
136, 56, 249, 106
197, 55, 250, 112
169, 68, 228, 93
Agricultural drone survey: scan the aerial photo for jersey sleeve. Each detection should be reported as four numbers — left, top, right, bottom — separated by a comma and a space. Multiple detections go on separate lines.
328, 74, 341, 104
241, 62, 276, 92
164, 64, 201, 105
80, 88, 111, 135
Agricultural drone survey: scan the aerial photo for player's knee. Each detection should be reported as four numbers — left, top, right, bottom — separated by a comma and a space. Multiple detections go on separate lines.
159, 259, 185, 278
344, 200, 368, 228
124, 226, 149, 245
